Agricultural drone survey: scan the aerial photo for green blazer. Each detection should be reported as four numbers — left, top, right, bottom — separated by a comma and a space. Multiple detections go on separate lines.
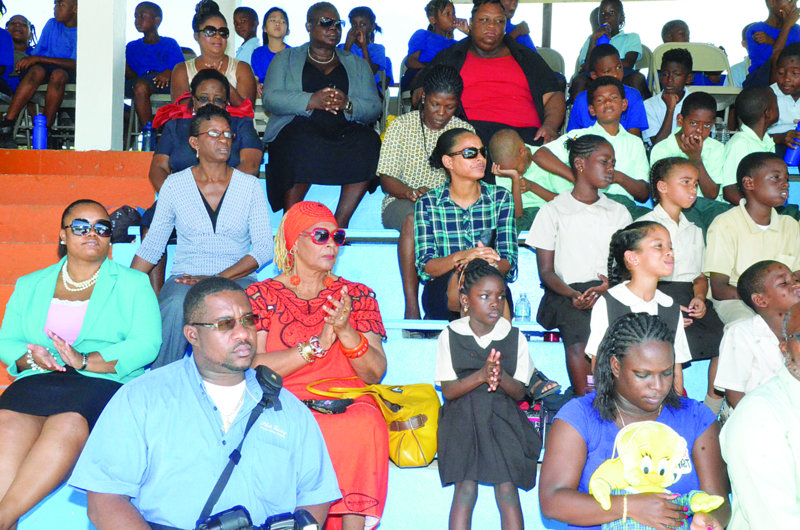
0, 257, 161, 383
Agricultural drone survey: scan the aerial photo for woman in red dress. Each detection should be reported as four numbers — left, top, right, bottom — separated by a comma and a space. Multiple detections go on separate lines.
246, 201, 388, 530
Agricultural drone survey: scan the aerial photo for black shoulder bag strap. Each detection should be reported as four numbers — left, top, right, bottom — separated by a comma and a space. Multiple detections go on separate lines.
197, 366, 284, 523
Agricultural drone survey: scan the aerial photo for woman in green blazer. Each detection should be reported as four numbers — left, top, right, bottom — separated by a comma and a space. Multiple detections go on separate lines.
0, 199, 161, 530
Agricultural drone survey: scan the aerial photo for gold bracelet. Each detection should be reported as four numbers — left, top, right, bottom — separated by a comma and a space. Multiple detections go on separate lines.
622, 494, 628, 524
297, 342, 316, 363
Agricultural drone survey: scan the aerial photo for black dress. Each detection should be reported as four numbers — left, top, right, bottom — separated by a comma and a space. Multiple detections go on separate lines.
266, 62, 381, 211
437, 325, 541, 490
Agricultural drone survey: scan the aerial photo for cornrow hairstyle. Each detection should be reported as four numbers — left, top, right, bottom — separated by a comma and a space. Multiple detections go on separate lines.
661, 48, 693, 73
429, 127, 472, 173
59, 199, 108, 258
263, 7, 289, 46
588, 43, 620, 72
192, 0, 225, 32
190, 68, 231, 102
778, 42, 800, 67
308, 2, 337, 24
137, 1, 162, 20
735, 86, 774, 129
649, 157, 696, 206
593, 312, 681, 422
189, 104, 232, 137
459, 258, 506, 296
471, 0, 505, 18
607, 221, 663, 287
679, 91, 716, 118
183, 276, 245, 325
599, 0, 625, 29
6, 15, 36, 47
587, 75, 625, 104
737, 260, 782, 312
420, 64, 464, 153
661, 19, 688, 42
425, 0, 453, 19
565, 134, 610, 170
349, 6, 382, 34
736, 151, 782, 196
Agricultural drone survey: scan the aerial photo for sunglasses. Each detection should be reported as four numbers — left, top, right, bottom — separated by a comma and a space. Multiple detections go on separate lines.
194, 95, 228, 107
300, 228, 346, 246
446, 146, 487, 159
200, 25, 230, 38
317, 17, 345, 29
191, 314, 258, 332
63, 219, 112, 237
198, 130, 235, 139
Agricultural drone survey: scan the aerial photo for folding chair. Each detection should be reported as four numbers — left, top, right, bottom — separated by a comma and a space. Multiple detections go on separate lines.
537, 47, 565, 76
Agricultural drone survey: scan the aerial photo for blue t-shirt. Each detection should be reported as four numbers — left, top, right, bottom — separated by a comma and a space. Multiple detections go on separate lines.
747, 21, 800, 73
0, 28, 14, 92
251, 44, 290, 83
125, 36, 184, 76
32, 18, 77, 60
567, 85, 648, 132
554, 393, 716, 530
69, 357, 341, 530
505, 20, 536, 51
339, 42, 392, 86
407, 29, 457, 63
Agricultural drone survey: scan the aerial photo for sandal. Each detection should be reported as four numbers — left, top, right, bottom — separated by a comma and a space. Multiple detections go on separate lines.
526, 369, 561, 401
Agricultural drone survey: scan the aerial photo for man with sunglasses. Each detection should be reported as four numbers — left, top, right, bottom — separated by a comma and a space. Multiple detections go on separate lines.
71, 277, 340, 530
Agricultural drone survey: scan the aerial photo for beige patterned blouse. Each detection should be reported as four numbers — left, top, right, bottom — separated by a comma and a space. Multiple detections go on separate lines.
376, 111, 474, 213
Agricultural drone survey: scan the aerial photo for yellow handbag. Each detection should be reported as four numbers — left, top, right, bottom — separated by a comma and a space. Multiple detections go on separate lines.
307, 377, 441, 468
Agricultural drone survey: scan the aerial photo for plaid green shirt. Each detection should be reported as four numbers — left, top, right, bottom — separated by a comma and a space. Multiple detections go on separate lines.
414, 182, 517, 282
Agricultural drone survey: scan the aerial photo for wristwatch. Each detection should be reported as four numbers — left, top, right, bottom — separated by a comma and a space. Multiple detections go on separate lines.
79, 354, 88, 371
344, 100, 353, 115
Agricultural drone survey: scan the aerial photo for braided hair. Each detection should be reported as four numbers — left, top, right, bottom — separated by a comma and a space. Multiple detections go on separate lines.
607, 221, 662, 287
649, 157, 695, 205
593, 313, 681, 421
565, 134, 610, 171
459, 258, 506, 296
349, 6, 382, 34
420, 65, 464, 153
192, 0, 225, 32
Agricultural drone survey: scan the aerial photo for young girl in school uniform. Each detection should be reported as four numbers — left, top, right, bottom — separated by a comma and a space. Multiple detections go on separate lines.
436, 258, 556, 530
586, 220, 693, 394
637, 157, 725, 412
527, 135, 632, 396
401, 0, 466, 90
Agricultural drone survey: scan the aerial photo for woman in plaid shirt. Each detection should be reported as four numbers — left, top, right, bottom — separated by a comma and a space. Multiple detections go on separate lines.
414, 127, 517, 320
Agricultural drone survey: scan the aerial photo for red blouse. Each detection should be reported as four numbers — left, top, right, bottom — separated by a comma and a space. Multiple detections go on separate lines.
459, 51, 541, 128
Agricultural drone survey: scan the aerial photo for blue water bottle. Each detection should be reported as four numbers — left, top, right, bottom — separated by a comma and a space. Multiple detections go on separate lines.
32, 114, 47, 150
515, 293, 531, 322
141, 121, 155, 152
596, 24, 611, 46
784, 121, 800, 166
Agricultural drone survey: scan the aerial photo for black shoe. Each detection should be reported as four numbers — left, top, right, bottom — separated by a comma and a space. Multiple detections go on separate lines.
0, 125, 16, 149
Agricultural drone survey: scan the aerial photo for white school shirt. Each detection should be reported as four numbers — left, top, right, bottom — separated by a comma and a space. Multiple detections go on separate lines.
526, 192, 632, 285
637, 204, 705, 283
585, 282, 692, 363
642, 90, 690, 145
435, 317, 533, 385
767, 82, 800, 135
714, 314, 784, 394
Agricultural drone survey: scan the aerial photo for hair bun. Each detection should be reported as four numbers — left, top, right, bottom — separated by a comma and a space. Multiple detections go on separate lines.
195, 0, 221, 15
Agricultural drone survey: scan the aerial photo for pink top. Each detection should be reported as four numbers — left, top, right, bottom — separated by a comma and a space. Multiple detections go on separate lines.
44, 298, 89, 345
459, 52, 541, 128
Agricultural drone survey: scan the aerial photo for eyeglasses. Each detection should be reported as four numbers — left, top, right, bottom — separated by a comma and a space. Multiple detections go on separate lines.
191, 314, 258, 332
199, 25, 230, 39
194, 95, 228, 107
198, 130, 235, 139
300, 228, 347, 246
317, 17, 345, 29
63, 219, 112, 237
446, 146, 487, 159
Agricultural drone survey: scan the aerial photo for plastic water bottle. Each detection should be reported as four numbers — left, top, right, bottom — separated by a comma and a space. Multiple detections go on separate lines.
785, 121, 800, 167
515, 293, 531, 322
141, 122, 155, 152
596, 25, 611, 46
32, 114, 47, 150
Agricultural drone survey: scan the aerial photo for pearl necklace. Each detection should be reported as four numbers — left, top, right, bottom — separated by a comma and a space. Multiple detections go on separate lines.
307, 47, 335, 64
61, 260, 100, 292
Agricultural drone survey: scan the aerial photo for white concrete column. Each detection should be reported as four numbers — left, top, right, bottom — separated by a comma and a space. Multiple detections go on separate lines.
217, 0, 237, 56
74, 0, 126, 151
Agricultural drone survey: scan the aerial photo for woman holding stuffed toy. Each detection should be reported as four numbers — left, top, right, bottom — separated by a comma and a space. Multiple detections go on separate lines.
538, 313, 730, 529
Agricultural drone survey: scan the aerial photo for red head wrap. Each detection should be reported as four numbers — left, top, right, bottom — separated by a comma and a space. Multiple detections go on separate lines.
283, 202, 338, 251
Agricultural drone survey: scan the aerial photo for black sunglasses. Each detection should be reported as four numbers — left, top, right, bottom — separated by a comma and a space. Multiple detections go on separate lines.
446, 146, 487, 160
300, 228, 346, 246
317, 17, 345, 29
200, 25, 230, 38
63, 219, 112, 237
191, 314, 258, 332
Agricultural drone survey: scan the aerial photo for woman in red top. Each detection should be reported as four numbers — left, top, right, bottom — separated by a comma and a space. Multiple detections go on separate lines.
246, 201, 388, 530
415, 0, 565, 172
